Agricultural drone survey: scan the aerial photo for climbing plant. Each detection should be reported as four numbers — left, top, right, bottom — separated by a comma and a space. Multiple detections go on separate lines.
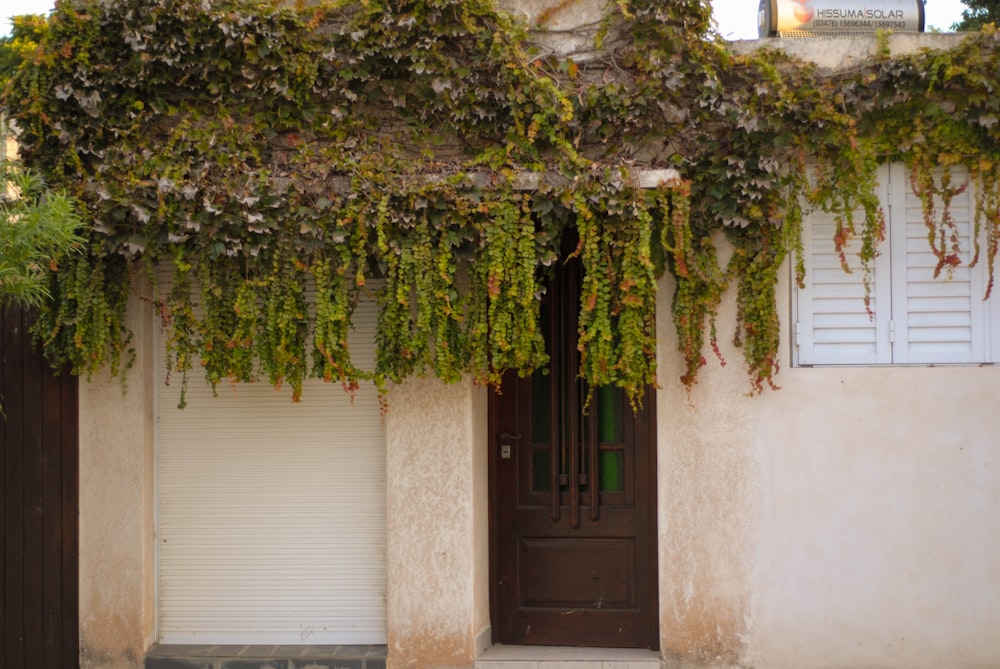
2, 0, 1000, 405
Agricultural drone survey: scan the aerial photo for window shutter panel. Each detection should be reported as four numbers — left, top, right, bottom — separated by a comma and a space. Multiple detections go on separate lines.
891, 164, 987, 364
157, 289, 387, 644
796, 166, 892, 365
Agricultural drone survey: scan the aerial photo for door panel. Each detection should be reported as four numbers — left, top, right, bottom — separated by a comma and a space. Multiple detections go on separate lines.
489, 257, 658, 649
520, 538, 635, 609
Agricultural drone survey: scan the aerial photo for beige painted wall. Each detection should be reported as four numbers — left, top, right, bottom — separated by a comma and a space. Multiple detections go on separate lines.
385, 376, 491, 669
655, 262, 1000, 668
78, 294, 156, 669
497, 0, 606, 57
749, 367, 1000, 669
729, 33, 966, 69
655, 278, 757, 667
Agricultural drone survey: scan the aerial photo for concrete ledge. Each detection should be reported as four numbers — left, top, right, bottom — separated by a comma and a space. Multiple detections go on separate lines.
145, 644, 387, 669
727, 32, 967, 70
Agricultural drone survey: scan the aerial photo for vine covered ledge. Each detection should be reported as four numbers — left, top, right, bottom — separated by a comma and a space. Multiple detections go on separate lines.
3, 0, 1000, 407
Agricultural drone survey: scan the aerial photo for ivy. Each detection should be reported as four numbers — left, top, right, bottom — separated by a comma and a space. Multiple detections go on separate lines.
36, 248, 133, 380
972, 158, 1000, 298
471, 191, 547, 385
4, 0, 1000, 405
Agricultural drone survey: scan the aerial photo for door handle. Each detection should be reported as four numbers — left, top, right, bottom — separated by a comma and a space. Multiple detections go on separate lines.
498, 433, 521, 460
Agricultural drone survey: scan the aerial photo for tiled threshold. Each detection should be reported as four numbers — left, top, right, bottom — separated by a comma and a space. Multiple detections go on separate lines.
476, 645, 661, 669
144, 643, 387, 669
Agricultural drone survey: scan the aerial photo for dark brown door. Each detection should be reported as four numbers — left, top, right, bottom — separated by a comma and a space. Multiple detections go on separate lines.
489, 258, 658, 649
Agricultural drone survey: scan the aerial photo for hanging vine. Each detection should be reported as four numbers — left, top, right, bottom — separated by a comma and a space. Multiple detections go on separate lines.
3, 0, 1000, 405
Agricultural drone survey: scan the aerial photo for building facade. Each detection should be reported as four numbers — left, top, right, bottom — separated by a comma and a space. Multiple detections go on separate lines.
48, 21, 1000, 669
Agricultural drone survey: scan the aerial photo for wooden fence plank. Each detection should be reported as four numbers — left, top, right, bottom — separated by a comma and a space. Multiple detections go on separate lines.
23, 306, 46, 668
2, 305, 27, 669
1, 304, 79, 669
43, 348, 66, 668
0, 307, 6, 666
61, 370, 79, 668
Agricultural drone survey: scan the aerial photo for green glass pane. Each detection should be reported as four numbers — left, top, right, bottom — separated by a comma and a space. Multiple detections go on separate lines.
532, 450, 551, 492
599, 450, 624, 492
531, 370, 551, 444
597, 385, 624, 443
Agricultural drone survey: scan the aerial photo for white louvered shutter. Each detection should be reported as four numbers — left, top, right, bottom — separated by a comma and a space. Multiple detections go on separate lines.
796, 165, 892, 365
156, 290, 386, 645
890, 164, 988, 364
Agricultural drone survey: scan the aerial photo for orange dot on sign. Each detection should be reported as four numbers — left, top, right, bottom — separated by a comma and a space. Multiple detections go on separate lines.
794, 5, 814, 21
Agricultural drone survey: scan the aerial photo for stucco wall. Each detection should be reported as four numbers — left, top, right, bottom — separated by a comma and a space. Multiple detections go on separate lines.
78, 294, 156, 669
728, 33, 966, 69
655, 273, 758, 667
655, 262, 1000, 668
497, 0, 606, 57
385, 377, 491, 669
750, 367, 1000, 668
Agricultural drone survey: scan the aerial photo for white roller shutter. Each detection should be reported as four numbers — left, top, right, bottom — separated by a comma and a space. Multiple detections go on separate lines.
156, 290, 386, 645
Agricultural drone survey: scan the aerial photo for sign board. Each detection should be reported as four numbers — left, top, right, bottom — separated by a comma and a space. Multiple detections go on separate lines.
758, 0, 925, 37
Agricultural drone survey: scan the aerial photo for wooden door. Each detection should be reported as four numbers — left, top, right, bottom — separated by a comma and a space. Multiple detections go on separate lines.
489, 258, 658, 649
1, 305, 80, 669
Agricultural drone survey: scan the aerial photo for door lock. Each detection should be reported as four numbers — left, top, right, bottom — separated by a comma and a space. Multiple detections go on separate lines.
498, 432, 521, 460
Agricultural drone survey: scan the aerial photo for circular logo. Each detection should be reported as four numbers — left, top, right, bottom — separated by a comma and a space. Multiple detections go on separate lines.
792, 0, 815, 23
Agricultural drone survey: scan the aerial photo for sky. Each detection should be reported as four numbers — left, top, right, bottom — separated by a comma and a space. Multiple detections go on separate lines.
1, 0, 972, 42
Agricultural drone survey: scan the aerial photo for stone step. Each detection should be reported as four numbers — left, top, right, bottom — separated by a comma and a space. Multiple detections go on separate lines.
476, 645, 661, 669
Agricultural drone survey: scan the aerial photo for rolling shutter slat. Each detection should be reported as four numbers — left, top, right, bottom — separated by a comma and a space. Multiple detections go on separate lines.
156, 289, 387, 645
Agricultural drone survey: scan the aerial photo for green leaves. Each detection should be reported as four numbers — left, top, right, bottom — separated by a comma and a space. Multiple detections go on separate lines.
0, 162, 83, 307
0, 14, 48, 88
473, 193, 547, 385
7, 0, 1000, 403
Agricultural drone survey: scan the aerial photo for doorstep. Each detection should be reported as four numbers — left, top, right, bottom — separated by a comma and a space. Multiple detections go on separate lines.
476, 645, 661, 669
144, 643, 387, 669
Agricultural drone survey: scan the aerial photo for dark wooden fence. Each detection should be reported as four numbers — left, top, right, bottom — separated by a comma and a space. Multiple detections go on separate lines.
1, 304, 79, 669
